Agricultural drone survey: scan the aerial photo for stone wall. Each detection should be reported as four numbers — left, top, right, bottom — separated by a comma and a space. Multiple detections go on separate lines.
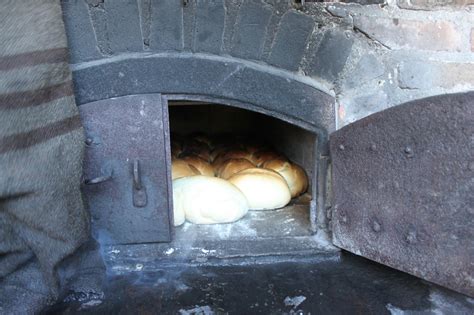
320, 0, 474, 127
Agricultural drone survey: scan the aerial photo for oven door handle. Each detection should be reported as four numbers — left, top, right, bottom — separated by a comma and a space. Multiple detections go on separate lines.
132, 159, 147, 208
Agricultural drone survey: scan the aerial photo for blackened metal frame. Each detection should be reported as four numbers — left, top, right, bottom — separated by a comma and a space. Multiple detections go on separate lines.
163, 93, 331, 234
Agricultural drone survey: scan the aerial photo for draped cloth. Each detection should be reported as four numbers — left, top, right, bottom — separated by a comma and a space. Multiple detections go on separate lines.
0, 0, 90, 312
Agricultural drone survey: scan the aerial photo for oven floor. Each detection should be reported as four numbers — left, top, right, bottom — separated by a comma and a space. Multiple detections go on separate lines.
42, 253, 473, 314
175, 194, 314, 240
100, 194, 337, 270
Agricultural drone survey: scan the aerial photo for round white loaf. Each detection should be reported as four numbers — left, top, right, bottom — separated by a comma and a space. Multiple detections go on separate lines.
173, 204, 185, 226
172, 176, 249, 224
228, 168, 291, 210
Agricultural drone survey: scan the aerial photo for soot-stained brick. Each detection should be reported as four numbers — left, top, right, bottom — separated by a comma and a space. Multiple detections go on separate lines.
150, 0, 184, 51
267, 11, 314, 72
230, 1, 272, 60
62, 0, 102, 63
194, 1, 225, 54
105, 0, 143, 53
308, 29, 353, 83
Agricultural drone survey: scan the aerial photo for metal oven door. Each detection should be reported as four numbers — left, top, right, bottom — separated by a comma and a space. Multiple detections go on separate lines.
330, 92, 473, 297
79, 94, 172, 244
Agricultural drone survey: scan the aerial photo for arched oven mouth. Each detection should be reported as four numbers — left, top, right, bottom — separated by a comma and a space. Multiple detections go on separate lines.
80, 93, 335, 265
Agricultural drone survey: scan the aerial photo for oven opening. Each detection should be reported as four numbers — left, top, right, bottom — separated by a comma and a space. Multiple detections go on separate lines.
167, 100, 323, 250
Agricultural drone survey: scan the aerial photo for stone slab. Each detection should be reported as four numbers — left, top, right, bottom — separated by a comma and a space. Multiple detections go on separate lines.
72, 54, 335, 131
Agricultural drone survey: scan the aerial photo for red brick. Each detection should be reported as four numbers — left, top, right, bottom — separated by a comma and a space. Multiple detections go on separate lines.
398, 60, 474, 89
439, 62, 474, 89
398, 0, 474, 10
353, 17, 463, 52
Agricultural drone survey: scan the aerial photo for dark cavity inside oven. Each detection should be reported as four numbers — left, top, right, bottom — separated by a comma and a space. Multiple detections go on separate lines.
167, 101, 324, 250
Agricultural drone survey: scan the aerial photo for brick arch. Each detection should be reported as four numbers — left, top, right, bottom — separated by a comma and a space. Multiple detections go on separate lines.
63, 0, 362, 132
63, 0, 355, 83
72, 53, 335, 132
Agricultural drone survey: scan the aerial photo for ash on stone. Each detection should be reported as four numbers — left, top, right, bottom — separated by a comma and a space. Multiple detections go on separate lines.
284, 295, 307, 309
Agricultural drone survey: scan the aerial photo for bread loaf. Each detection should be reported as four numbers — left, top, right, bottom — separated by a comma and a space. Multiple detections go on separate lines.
173, 176, 249, 224
181, 155, 215, 177
216, 158, 255, 180
173, 201, 185, 226
172, 158, 201, 180
191, 133, 213, 148
212, 149, 253, 168
251, 150, 285, 167
245, 143, 265, 155
209, 141, 244, 161
228, 168, 291, 210
182, 139, 211, 162
262, 159, 308, 198
170, 140, 183, 158
210, 145, 229, 162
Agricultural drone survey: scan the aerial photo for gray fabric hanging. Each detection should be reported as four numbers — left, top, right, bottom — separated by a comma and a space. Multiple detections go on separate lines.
0, 0, 90, 313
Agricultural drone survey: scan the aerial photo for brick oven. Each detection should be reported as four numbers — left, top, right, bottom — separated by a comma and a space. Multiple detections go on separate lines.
51, 0, 474, 311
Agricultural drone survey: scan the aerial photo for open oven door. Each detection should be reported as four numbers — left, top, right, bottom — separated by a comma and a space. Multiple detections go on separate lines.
329, 92, 473, 297
79, 94, 172, 244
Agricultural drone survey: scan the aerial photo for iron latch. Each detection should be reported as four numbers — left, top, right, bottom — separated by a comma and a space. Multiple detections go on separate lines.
132, 159, 147, 208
